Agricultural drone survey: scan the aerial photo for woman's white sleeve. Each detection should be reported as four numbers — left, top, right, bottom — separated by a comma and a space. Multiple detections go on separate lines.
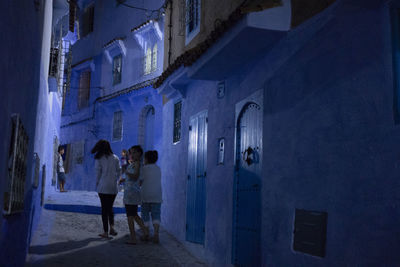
95, 160, 101, 183
116, 157, 121, 178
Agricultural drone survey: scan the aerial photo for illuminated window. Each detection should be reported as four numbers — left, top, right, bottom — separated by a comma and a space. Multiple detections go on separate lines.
144, 42, 158, 75
152, 43, 158, 72
112, 54, 122, 85
144, 47, 152, 75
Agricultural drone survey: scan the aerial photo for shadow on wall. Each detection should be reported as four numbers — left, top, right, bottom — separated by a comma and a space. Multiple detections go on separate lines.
264, 8, 380, 116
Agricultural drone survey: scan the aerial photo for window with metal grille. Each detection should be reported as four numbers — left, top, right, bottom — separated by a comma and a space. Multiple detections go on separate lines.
78, 70, 91, 110
173, 101, 182, 143
112, 54, 122, 85
113, 111, 123, 141
49, 47, 59, 77
185, 0, 200, 44
33, 153, 40, 188
4, 114, 29, 215
178, 0, 186, 36
72, 140, 85, 164
80, 4, 94, 37
40, 164, 46, 206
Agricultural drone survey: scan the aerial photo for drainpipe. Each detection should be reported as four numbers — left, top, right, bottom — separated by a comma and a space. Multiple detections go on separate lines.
167, 0, 173, 66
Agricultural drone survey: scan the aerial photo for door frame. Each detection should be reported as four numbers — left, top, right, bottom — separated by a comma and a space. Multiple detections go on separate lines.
232, 89, 264, 264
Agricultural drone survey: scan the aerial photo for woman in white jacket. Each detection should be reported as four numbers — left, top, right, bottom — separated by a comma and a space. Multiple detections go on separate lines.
91, 139, 121, 238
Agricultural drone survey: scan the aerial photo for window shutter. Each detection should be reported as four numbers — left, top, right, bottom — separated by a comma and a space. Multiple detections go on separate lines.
173, 101, 182, 143
113, 111, 123, 141
113, 55, 122, 85
78, 71, 90, 109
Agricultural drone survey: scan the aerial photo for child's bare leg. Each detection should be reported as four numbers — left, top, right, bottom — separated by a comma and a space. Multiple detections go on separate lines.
153, 223, 160, 244
109, 224, 117, 236
151, 203, 161, 243
126, 216, 137, 244
134, 215, 149, 240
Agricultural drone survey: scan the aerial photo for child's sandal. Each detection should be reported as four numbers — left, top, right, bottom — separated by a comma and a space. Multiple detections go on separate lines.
98, 233, 112, 239
152, 236, 160, 244
140, 234, 150, 242
125, 239, 137, 245
109, 229, 118, 236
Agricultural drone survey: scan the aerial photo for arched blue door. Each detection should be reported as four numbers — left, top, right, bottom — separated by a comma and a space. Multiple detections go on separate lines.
233, 102, 262, 266
144, 107, 155, 152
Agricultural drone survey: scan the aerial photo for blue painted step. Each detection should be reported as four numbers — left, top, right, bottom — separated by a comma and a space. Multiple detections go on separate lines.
44, 204, 140, 214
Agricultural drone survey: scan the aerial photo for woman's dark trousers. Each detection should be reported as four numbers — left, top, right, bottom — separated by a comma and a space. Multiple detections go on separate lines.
98, 193, 116, 233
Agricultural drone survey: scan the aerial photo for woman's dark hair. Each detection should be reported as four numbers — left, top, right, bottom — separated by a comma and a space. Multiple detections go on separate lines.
58, 145, 64, 153
129, 145, 143, 157
122, 149, 128, 156
144, 150, 158, 164
91, 139, 113, 159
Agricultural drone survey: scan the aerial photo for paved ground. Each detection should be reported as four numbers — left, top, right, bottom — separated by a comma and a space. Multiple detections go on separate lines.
25, 190, 206, 267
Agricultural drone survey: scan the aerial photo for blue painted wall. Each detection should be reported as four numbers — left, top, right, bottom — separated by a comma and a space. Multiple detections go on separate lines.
61, 0, 164, 191
61, 86, 163, 190
71, 0, 162, 63
0, 1, 63, 266
161, 0, 400, 265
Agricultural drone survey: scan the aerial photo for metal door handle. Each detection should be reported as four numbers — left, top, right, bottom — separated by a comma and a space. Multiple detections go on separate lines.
242, 146, 254, 166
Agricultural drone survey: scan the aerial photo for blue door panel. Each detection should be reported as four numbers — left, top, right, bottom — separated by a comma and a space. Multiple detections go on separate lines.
233, 102, 262, 266
186, 111, 207, 244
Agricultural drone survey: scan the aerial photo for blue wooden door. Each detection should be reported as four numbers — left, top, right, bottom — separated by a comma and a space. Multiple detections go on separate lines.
186, 110, 207, 244
144, 107, 155, 151
233, 102, 262, 266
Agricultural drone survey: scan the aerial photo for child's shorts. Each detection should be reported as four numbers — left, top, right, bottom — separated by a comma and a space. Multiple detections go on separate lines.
125, 204, 138, 217
141, 203, 161, 224
57, 172, 66, 182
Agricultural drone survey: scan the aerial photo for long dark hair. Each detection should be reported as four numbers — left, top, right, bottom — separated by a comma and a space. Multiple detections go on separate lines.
144, 150, 158, 164
58, 145, 64, 153
129, 145, 143, 158
91, 139, 113, 159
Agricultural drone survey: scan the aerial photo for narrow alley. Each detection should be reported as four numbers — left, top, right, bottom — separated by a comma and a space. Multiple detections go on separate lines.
25, 190, 206, 267
3, 0, 400, 266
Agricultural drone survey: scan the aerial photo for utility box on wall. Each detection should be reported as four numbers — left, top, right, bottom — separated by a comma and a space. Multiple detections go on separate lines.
293, 209, 328, 257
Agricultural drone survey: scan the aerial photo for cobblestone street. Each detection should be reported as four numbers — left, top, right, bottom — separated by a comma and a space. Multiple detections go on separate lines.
25, 190, 206, 267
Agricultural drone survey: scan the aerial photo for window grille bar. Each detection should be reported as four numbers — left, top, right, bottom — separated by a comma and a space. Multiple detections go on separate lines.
113, 111, 123, 141
4, 114, 29, 215
173, 101, 182, 143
